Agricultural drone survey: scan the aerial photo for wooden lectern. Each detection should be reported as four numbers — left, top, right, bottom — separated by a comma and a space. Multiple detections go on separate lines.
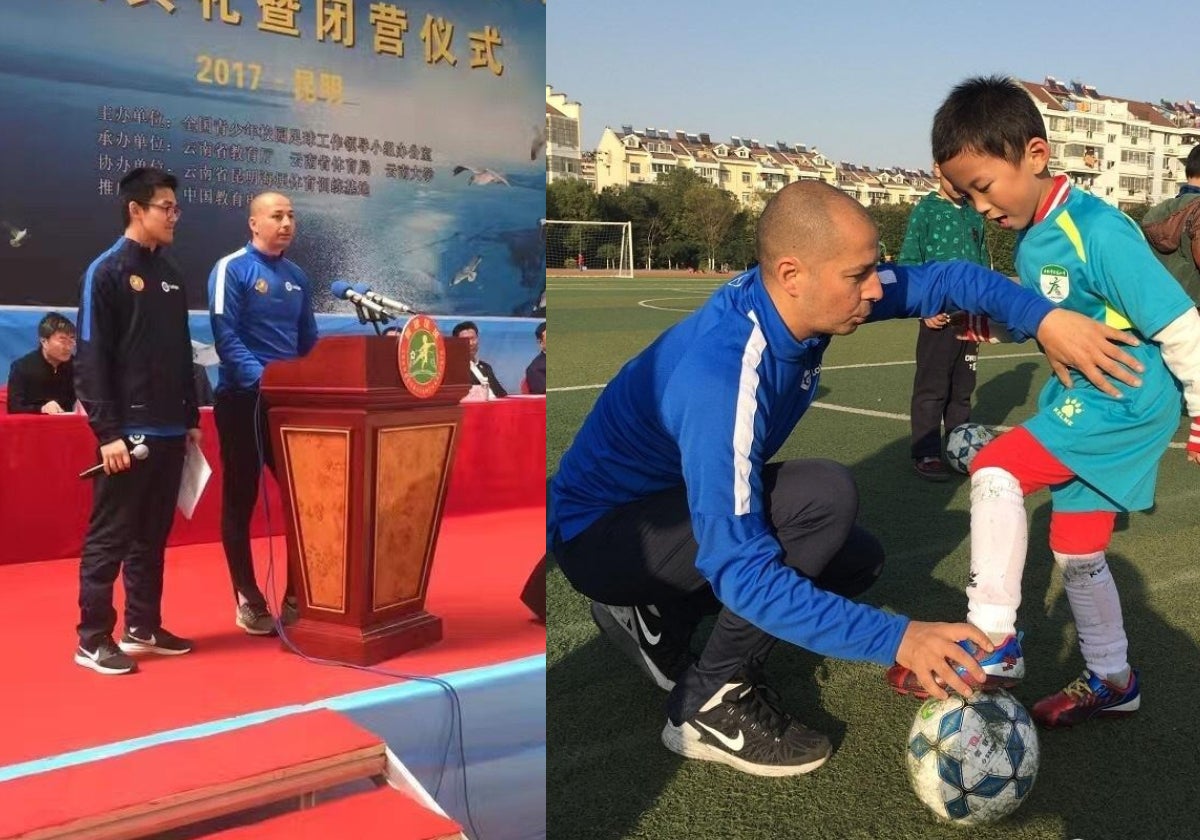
260, 331, 470, 665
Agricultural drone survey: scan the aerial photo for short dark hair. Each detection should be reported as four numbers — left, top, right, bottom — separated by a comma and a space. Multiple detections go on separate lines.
535, 321, 546, 340
932, 75, 1046, 166
118, 167, 179, 226
1186, 146, 1200, 180
451, 320, 478, 336
38, 311, 75, 340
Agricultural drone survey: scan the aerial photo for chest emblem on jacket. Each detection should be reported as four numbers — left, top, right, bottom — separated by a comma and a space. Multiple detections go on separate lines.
254, 278, 269, 294
1039, 264, 1069, 303
129, 275, 144, 292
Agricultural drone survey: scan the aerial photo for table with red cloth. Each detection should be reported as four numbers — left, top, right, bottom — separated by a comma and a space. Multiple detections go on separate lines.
0, 397, 545, 565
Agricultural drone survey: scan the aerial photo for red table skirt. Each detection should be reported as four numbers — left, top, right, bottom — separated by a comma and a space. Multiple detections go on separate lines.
0, 398, 545, 565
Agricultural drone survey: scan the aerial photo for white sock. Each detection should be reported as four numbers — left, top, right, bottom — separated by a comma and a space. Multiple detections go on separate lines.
966, 468, 1028, 638
1054, 550, 1129, 681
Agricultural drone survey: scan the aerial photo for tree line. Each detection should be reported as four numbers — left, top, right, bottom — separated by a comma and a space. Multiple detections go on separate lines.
550, 174, 1155, 277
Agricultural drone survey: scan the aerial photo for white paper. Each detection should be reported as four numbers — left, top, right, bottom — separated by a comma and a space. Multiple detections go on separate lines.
177, 439, 212, 520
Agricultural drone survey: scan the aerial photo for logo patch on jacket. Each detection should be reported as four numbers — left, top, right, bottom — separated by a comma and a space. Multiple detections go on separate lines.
254, 278, 269, 294
1039, 265, 1069, 302
129, 275, 144, 292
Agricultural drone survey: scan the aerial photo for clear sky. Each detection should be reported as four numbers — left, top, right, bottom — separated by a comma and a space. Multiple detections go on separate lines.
548, 0, 1199, 171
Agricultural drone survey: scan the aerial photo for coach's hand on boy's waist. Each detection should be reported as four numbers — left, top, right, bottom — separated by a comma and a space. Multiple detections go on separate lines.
1036, 309, 1144, 398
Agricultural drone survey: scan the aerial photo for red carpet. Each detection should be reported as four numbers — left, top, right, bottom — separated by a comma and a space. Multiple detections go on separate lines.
0, 508, 545, 769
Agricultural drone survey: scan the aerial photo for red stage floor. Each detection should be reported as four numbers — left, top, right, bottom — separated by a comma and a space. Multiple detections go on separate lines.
0, 507, 545, 769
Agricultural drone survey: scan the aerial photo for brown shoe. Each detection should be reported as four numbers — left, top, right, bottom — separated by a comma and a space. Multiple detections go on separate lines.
913, 456, 950, 482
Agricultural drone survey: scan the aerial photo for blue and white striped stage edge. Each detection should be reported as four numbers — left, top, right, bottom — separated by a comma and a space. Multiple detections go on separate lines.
0, 653, 546, 840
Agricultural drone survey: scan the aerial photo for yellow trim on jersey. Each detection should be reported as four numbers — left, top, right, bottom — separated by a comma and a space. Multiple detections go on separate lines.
1055, 212, 1087, 262
1104, 305, 1133, 330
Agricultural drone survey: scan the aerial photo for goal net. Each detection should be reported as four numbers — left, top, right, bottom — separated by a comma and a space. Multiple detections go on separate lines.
543, 220, 634, 278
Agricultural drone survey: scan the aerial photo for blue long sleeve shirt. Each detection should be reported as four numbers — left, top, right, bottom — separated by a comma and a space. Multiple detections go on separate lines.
208, 242, 319, 391
551, 262, 1052, 667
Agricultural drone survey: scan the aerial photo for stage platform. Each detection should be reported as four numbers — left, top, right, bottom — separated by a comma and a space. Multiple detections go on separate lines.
0, 508, 545, 840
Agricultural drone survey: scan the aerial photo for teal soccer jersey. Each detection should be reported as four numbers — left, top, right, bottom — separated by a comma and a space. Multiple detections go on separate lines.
1016, 185, 1194, 511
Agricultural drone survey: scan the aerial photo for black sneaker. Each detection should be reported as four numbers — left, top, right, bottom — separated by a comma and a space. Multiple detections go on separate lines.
119, 626, 194, 656
590, 601, 691, 691
75, 636, 137, 675
236, 602, 276, 636
661, 680, 831, 776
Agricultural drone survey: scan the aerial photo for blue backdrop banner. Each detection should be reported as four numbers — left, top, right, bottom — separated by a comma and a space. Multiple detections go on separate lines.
0, 0, 546, 318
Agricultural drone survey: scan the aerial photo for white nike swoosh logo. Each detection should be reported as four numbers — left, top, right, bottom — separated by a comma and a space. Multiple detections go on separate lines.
634, 607, 662, 645
694, 720, 744, 751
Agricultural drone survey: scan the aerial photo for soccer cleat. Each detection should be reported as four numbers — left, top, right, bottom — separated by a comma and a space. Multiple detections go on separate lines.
661, 680, 831, 777
119, 626, 194, 656
75, 636, 137, 675
236, 602, 277, 636
887, 633, 1025, 698
589, 601, 691, 691
1032, 668, 1140, 728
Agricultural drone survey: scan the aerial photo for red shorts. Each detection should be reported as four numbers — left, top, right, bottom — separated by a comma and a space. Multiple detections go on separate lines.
971, 427, 1114, 554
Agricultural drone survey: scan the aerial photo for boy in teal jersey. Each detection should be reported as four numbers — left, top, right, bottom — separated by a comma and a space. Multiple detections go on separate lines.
888, 76, 1200, 727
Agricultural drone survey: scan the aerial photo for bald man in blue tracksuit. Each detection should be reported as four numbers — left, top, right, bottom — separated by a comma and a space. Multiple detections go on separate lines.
208, 192, 318, 636
549, 181, 1143, 778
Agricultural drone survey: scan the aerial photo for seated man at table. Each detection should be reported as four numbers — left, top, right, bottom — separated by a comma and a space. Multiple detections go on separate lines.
452, 321, 508, 398
6, 312, 77, 414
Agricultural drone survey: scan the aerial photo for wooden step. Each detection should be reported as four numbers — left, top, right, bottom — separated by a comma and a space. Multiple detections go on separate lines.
0, 710, 386, 840
199, 787, 464, 839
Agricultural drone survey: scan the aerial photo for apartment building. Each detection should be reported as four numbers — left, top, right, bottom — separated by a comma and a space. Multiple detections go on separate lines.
1024, 76, 1200, 209
545, 85, 582, 184
593, 126, 928, 207
584, 76, 1198, 209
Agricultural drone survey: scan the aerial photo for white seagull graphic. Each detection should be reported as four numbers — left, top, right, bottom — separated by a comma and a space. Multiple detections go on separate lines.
452, 255, 483, 285
4, 222, 29, 247
452, 165, 510, 186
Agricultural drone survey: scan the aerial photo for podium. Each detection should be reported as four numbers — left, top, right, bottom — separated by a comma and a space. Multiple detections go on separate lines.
260, 332, 470, 665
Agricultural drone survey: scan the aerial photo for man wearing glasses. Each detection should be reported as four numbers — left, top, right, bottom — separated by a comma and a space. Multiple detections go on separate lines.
73, 167, 201, 674
208, 192, 318, 636
5, 312, 77, 414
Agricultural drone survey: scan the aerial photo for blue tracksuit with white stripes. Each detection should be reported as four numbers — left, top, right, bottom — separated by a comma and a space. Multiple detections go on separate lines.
550, 262, 1053, 666
207, 242, 318, 391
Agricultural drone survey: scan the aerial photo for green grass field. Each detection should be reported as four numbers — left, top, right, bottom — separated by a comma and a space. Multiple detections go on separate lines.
546, 275, 1200, 840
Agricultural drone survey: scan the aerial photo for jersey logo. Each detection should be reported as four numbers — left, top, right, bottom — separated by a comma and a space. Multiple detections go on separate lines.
284, 281, 295, 292
1053, 396, 1085, 426
254, 278, 269, 294
160, 281, 179, 293
1039, 264, 1069, 303
129, 275, 144, 292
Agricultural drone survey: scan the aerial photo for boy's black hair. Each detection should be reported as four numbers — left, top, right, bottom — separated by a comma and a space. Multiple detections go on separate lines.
932, 75, 1046, 166
535, 321, 546, 340
38, 311, 75, 340
452, 321, 478, 336
1186, 145, 1200, 180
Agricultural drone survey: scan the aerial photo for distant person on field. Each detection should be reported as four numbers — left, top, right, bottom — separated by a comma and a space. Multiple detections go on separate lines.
1141, 144, 1200, 306
899, 162, 990, 481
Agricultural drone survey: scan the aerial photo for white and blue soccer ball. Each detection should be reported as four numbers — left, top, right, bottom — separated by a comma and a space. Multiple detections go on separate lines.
906, 690, 1039, 825
945, 423, 995, 475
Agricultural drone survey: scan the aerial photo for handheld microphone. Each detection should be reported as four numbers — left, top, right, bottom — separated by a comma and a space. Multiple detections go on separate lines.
353, 283, 417, 316
331, 280, 391, 320
80, 441, 149, 479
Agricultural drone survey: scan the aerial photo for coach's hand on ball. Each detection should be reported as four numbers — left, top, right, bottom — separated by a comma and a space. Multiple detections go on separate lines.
896, 621, 992, 700
100, 438, 132, 475
1036, 308, 1144, 398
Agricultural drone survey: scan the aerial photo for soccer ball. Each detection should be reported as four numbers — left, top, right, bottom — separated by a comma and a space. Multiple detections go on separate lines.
906, 690, 1039, 825
945, 423, 995, 474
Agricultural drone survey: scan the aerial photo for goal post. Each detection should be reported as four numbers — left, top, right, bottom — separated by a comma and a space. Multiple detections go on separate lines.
543, 219, 634, 278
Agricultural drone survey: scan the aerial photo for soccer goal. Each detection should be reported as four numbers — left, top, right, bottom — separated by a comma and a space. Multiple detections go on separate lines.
543, 220, 634, 278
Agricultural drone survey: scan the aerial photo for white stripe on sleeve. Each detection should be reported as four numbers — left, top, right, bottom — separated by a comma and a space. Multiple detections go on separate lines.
732, 311, 768, 515
211, 248, 248, 316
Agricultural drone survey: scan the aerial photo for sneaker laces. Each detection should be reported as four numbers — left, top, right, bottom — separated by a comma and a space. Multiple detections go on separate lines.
733, 682, 792, 739
96, 636, 122, 657
1062, 673, 1096, 701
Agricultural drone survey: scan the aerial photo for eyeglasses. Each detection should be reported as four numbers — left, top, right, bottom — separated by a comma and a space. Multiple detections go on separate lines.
142, 201, 182, 220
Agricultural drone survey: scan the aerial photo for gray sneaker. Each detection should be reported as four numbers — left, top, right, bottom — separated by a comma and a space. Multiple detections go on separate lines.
235, 602, 276, 636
